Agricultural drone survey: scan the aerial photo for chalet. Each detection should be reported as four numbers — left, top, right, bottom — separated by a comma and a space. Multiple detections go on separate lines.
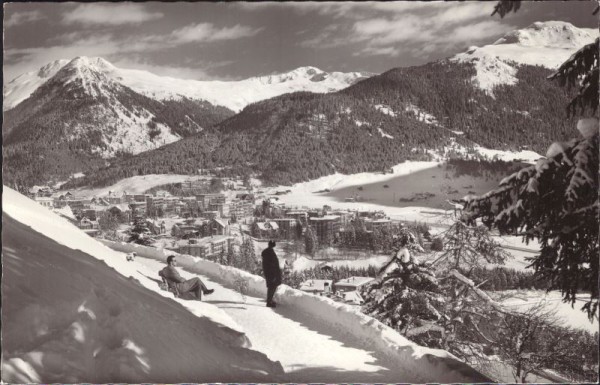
78, 217, 100, 230
299, 279, 333, 295
107, 204, 131, 223
77, 217, 100, 237
254, 221, 279, 239
82, 205, 108, 221
66, 198, 91, 214
334, 276, 374, 293
34, 196, 54, 208
105, 191, 123, 204
210, 218, 229, 236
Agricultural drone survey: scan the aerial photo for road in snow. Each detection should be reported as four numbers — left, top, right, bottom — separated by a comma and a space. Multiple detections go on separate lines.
136, 257, 399, 382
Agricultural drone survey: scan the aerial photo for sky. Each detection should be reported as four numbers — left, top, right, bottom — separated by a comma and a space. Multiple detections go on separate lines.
3, 1, 598, 82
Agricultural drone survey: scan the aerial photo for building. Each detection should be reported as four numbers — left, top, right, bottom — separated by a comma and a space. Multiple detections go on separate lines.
146, 196, 167, 217
129, 201, 147, 221
34, 196, 54, 208
66, 198, 91, 214
299, 279, 333, 295
338, 291, 366, 305
202, 210, 220, 220
309, 215, 341, 244
230, 197, 255, 221
272, 218, 298, 239
364, 218, 392, 231
196, 193, 226, 209
78, 217, 101, 237
209, 218, 229, 236
286, 210, 308, 225
253, 221, 279, 239
174, 235, 234, 260
334, 276, 375, 293
209, 202, 230, 218
82, 205, 108, 221
107, 204, 131, 223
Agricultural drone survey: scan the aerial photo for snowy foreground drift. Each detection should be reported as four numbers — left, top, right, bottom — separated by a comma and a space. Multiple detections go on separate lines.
2, 187, 490, 383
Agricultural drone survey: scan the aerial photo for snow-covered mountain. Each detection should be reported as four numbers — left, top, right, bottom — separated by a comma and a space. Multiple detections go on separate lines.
3, 58, 372, 112
451, 21, 598, 91
4, 56, 188, 158
3, 59, 70, 111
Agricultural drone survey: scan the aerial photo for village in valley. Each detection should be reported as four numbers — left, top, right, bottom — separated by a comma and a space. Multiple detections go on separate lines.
28, 178, 423, 306
3, 1, 598, 383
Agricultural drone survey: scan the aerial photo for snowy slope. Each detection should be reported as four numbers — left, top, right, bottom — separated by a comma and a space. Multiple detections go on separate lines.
2, 186, 491, 383
3, 59, 70, 110
1, 187, 283, 383
4, 58, 372, 112
451, 21, 599, 91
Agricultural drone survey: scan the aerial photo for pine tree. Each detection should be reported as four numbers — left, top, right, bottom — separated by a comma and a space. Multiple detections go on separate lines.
463, 1, 599, 319
362, 248, 446, 345
304, 225, 318, 255
127, 219, 153, 246
238, 236, 259, 273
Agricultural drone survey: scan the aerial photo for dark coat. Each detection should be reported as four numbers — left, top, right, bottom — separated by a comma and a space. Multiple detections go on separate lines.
261, 246, 282, 288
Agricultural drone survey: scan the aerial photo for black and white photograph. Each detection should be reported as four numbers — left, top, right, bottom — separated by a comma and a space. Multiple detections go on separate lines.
2, 1, 599, 383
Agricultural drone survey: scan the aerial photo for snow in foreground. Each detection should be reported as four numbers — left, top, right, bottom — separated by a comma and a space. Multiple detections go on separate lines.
2, 187, 491, 383
2, 191, 282, 383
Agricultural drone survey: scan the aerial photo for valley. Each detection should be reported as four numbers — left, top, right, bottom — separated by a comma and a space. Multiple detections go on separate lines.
3, 10, 598, 384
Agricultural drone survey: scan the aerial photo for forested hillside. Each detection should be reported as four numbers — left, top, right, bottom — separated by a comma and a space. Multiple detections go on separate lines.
2, 65, 233, 187
62, 61, 575, 189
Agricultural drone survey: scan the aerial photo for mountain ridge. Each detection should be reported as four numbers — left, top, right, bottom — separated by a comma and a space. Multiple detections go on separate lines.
3, 21, 591, 188
3, 58, 373, 112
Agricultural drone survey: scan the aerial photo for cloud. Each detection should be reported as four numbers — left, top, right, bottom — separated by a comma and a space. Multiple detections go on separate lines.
236, 1, 449, 18
62, 4, 163, 26
113, 57, 234, 81
5, 10, 45, 27
354, 46, 401, 57
300, 2, 513, 58
171, 23, 262, 43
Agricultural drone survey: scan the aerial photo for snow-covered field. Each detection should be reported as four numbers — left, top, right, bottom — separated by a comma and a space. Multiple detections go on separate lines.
497, 290, 598, 334
2, 187, 491, 383
71, 174, 212, 197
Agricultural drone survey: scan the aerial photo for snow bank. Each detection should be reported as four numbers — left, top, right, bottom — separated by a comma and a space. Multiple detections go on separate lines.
101, 240, 492, 382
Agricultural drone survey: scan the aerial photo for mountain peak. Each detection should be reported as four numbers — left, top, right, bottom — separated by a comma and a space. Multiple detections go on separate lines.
493, 20, 596, 48
451, 20, 599, 92
66, 56, 116, 72
36, 59, 71, 78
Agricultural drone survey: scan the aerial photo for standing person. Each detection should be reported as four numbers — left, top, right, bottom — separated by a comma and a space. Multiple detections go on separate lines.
159, 256, 214, 300
262, 240, 282, 307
